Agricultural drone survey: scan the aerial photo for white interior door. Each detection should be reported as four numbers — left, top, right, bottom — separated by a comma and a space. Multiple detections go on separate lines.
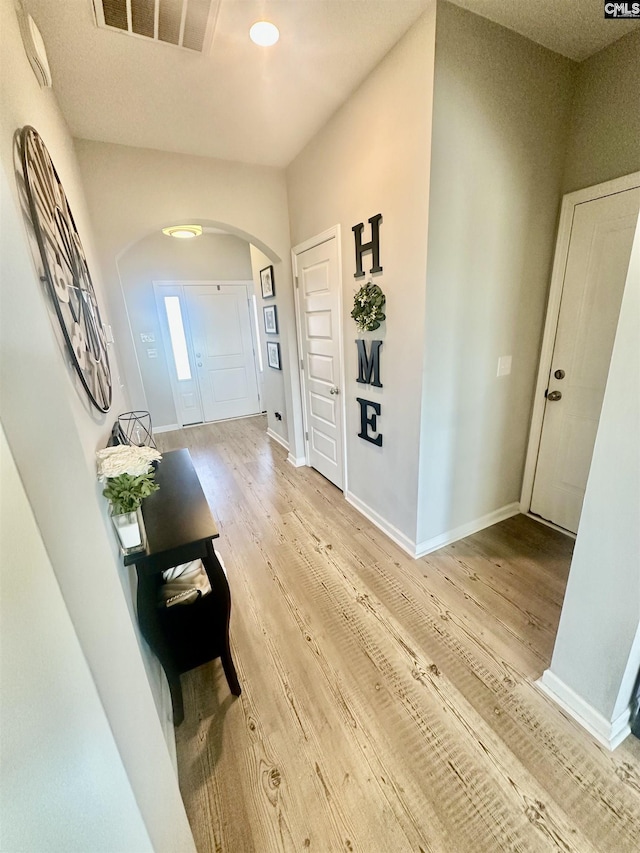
294, 234, 344, 489
184, 285, 261, 422
530, 187, 640, 533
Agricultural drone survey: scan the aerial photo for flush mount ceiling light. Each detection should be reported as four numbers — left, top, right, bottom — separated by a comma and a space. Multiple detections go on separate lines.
162, 225, 203, 239
249, 21, 279, 47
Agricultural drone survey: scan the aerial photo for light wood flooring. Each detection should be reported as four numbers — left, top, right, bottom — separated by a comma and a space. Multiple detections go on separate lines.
157, 416, 640, 853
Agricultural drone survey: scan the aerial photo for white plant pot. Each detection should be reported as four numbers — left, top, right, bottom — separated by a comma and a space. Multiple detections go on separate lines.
110, 508, 145, 555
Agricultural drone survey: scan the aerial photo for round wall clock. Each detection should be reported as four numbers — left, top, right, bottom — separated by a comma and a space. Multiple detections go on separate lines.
20, 126, 112, 413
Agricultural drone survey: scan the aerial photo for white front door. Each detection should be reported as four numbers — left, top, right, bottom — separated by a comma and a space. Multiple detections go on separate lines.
530, 186, 640, 533
294, 233, 344, 489
155, 285, 204, 426
184, 285, 261, 422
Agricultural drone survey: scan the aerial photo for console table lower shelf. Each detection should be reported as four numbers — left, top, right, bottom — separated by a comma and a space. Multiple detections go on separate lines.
124, 449, 241, 726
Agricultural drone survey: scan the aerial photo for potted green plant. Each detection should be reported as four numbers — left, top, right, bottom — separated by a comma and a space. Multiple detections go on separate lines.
96, 444, 162, 554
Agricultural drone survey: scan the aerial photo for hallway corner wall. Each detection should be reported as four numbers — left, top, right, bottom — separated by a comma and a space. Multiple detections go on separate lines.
0, 1, 195, 849
544, 209, 640, 742
537, 25, 640, 745
417, 1, 576, 549
286, 5, 437, 548
0, 426, 153, 853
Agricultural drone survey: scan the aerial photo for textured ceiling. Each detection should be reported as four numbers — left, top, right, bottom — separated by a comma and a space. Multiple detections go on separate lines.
23, 0, 640, 168
25, 0, 431, 167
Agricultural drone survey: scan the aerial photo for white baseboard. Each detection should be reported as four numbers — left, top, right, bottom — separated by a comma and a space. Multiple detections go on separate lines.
344, 491, 416, 557
343, 497, 521, 561
155, 414, 267, 436
521, 508, 577, 539
414, 502, 520, 558
287, 454, 307, 468
153, 424, 180, 434
267, 428, 289, 451
537, 669, 631, 751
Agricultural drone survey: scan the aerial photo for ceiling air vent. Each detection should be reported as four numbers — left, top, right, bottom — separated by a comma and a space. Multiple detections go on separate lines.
92, 0, 218, 53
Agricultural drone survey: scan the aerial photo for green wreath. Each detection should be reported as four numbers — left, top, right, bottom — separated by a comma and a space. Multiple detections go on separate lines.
351, 282, 386, 331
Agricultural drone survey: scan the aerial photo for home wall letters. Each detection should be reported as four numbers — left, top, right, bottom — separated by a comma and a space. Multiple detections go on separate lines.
353, 213, 384, 447
356, 398, 383, 446
352, 213, 383, 278
356, 339, 383, 387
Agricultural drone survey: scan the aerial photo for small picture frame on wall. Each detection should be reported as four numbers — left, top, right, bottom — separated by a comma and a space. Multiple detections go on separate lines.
267, 341, 281, 370
263, 305, 278, 334
260, 265, 275, 298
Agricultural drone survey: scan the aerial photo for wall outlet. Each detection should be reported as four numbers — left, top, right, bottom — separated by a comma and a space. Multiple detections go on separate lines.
497, 355, 512, 377
147, 348, 158, 359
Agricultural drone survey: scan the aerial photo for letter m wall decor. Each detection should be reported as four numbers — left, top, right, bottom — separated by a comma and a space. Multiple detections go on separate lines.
356, 340, 383, 388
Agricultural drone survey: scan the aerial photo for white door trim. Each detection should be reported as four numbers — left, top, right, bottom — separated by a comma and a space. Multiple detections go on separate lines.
291, 225, 348, 493
520, 171, 640, 517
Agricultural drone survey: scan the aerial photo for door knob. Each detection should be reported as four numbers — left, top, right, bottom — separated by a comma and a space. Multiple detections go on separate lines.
197, 362, 203, 367
329, 386, 339, 395
547, 390, 562, 401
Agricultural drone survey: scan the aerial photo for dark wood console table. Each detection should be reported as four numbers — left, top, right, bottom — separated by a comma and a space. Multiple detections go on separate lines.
124, 448, 241, 725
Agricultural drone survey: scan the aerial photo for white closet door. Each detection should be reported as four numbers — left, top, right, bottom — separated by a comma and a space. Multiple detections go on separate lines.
531, 187, 639, 532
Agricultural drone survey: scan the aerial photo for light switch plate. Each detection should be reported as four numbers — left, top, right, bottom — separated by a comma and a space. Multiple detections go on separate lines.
497, 355, 512, 377
140, 332, 156, 343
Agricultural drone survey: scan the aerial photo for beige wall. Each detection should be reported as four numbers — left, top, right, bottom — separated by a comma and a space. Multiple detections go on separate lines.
250, 244, 289, 444
287, 6, 437, 546
118, 231, 253, 427
417, 1, 575, 547
0, 427, 152, 852
0, 1, 195, 849
75, 139, 305, 458
562, 29, 640, 194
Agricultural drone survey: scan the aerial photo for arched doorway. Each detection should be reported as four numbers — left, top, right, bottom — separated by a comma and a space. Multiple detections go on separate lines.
115, 221, 292, 452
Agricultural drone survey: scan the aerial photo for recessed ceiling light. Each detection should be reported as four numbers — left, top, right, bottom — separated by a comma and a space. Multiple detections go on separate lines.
249, 21, 279, 47
162, 225, 203, 239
